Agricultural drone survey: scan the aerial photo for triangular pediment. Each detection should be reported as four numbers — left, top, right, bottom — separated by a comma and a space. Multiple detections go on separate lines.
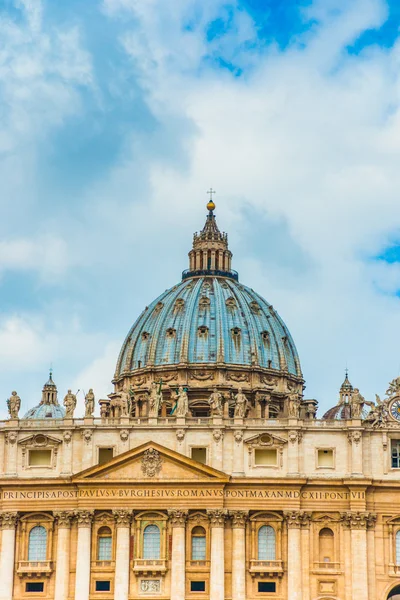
18, 433, 62, 447
73, 441, 229, 482
244, 432, 287, 446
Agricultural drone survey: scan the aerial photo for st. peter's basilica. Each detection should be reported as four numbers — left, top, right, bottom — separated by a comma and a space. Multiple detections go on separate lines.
1, 200, 400, 600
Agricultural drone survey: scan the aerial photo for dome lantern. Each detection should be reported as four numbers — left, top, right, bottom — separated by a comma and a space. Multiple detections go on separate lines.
184, 193, 237, 281
23, 371, 65, 420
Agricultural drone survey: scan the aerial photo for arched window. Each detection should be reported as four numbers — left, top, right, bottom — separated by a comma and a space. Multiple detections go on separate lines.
191, 526, 206, 561
258, 525, 276, 560
28, 526, 47, 561
396, 530, 400, 565
319, 528, 334, 563
97, 526, 112, 561
143, 525, 160, 559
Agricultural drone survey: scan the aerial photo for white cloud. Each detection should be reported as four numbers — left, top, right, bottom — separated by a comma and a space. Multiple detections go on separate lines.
95, 0, 400, 410
0, 235, 71, 279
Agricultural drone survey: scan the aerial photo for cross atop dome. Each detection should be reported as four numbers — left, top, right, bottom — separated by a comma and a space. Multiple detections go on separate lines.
183, 196, 237, 281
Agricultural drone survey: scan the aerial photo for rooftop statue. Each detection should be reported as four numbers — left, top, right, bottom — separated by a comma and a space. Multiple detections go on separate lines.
208, 387, 223, 416
63, 390, 77, 418
84, 389, 95, 417
148, 382, 163, 418
350, 388, 365, 419
234, 388, 248, 418
175, 386, 189, 417
288, 392, 301, 418
7, 391, 20, 419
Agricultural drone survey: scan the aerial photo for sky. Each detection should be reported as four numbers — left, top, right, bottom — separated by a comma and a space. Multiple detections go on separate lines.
1, 0, 400, 418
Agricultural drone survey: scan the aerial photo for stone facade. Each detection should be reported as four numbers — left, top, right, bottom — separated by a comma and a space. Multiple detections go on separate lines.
1, 203, 400, 600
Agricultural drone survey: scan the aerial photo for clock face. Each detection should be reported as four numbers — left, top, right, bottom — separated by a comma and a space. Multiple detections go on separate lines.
390, 399, 400, 421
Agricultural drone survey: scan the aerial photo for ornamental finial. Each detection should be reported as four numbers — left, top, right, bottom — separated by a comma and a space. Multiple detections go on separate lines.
207, 188, 216, 212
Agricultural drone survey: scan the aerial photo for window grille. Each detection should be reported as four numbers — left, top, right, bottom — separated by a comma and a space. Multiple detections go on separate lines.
143, 525, 160, 559
258, 525, 276, 560
28, 526, 47, 561
98, 536, 112, 561
191, 527, 206, 560
392, 441, 400, 468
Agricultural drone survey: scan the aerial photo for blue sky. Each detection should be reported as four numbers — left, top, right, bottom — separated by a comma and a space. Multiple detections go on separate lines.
1, 0, 400, 417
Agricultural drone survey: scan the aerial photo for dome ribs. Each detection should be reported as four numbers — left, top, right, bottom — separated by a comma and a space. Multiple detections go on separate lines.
114, 277, 302, 379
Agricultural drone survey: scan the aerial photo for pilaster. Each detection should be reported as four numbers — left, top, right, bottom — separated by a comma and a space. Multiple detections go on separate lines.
54, 511, 73, 600
168, 510, 188, 600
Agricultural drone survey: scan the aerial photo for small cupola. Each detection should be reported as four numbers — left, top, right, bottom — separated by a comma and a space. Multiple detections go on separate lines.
183, 192, 237, 281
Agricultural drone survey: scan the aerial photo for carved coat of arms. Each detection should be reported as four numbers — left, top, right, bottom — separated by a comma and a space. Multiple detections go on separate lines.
141, 448, 163, 477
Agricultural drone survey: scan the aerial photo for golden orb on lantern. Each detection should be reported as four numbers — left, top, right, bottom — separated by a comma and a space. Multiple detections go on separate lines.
207, 200, 216, 212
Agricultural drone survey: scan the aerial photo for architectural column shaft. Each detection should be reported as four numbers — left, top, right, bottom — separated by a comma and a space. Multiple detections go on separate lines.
209, 511, 226, 600
287, 526, 302, 600
300, 526, 310, 600
170, 526, 185, 600
231, 517, 246, 600
343, 526, 352, 600
0, 527, 16, 600
114, 527, 130, 600
351, 528, 368, 598
74, 514, 93, 600
54, 521, 71, 600
367, 527, 376, 600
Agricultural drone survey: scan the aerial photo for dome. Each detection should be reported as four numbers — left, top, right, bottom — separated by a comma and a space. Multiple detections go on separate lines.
23, 403, 65, 420
115, 277, 301, 377
23, 371, 65, 420
322, 372, 368, 420
115, 202, 301, 380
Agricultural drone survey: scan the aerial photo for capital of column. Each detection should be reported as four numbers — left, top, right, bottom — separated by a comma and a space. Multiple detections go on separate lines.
229, 510, 248, 528
283, 510, 311, 529
207, 509, 227, 528
113, 509, 132, 528
54, 510, 74, 528
168, 509, 188, 527
340, 511, 371, 529
75, 510, 94, 527
1, 511, 18, 529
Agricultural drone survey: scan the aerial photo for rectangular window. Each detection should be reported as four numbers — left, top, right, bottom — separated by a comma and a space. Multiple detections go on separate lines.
95, 581, 111, 592
98, 536, 112, 561
254, 449, 277, 466
258, 581, 276, 593
317, 449, 334, 468
98, 448, 114, 465
191, 448, 207, 464
28, 450, 51, 466
392, 440, 400, 468
26, 582, 44, 593
191, 536, 206, 560
190, 581, 206, 592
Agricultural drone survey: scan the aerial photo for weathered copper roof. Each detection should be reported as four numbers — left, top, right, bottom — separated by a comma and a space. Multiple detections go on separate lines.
115, 275, 302, 378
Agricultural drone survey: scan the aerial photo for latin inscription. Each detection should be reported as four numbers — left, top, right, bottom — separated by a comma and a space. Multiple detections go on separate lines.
0, 488, 365, 501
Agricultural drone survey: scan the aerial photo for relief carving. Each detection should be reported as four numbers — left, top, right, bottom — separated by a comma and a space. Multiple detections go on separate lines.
226, 372, 249, 383
141, 580, 161, 593
113, 509, 132, 527
212, 429, 224, 443
141, 448, 163, 478
168, 509, 188, 527
120, 429, 129, 442
189, 370, 214, 381
176, 429, 185, 442
5, 431, 17, 445
230, 510, 248, 528
54, 510, 74, 528
1, 512, 19, 529
75, 510, 94, 527
207, 509, 227, 527
340, 511, 374, 529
